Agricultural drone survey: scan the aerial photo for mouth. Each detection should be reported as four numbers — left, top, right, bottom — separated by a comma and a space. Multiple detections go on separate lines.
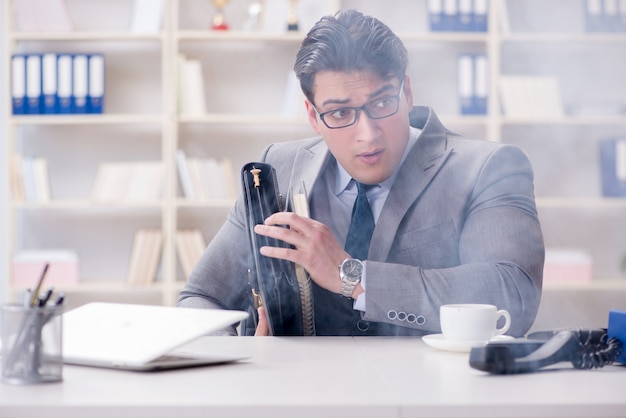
358, 148, 384, 164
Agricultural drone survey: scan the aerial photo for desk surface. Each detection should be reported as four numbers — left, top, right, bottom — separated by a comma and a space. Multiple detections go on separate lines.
1, 336, 625, 418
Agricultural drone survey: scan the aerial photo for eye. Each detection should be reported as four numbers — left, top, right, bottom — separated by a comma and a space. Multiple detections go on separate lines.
373, 97, 395, 109
327, 108, 354, 121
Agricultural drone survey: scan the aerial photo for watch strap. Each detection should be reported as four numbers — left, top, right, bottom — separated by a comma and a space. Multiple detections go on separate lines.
340, 278, 359, 298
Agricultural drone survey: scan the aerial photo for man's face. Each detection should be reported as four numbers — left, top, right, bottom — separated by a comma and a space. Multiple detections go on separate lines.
305, 71, 413, 185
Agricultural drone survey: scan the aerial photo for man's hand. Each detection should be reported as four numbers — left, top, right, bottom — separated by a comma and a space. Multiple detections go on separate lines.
253, 212, 351, 294
254, 306, 269, 336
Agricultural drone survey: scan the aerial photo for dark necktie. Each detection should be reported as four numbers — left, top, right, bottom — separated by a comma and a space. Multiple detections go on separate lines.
344, 182, 375, 260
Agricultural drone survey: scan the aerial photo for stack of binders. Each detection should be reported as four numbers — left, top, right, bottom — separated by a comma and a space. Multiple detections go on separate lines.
11, 53, 105, 115
427, 0, 489, 32
457, 53, 488, 115
584, 0, 626, 33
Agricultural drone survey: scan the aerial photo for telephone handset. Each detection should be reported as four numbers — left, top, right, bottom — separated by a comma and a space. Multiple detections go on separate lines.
470, 309, 626, 374
469, 328, 622, 374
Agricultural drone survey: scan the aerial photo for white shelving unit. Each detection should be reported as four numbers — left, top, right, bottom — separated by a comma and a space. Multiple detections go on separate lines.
3, 0, 626, 310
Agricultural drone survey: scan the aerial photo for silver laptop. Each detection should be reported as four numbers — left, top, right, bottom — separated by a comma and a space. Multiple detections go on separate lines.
62, 302, 249, 371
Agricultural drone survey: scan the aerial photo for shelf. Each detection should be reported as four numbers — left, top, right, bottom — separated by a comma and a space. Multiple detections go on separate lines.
177, 30, 306, 43
543, 280, 626, 291
4, 0, 626, 308
12, 200, 164, 210
499, 116, 626, 125
175, 198, 235, 209
9, 114, 164, 126
398, 32, 489, 42
8, 31, 165, 42
178, 113, 310, 125
501, 33, 626, 42
536, 198, 626, 208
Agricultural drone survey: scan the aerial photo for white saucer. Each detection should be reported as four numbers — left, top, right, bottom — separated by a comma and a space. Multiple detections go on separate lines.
422, 334, 514, 353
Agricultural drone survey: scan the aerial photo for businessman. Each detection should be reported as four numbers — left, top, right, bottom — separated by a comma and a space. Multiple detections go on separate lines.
178, 9, 545, 337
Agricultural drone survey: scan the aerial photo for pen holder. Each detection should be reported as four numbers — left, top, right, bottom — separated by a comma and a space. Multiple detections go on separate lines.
1, 304, 63, 385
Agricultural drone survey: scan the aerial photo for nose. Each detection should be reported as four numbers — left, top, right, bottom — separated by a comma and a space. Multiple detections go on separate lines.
352, 110, 379, 141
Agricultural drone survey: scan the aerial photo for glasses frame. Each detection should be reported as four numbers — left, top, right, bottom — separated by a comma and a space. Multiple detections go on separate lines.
314, 80, 405, 129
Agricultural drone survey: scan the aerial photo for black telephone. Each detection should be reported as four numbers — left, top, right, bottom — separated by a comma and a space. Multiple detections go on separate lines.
469, 310, 626, 374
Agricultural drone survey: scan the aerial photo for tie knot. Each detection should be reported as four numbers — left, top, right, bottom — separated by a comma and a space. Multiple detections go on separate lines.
355, 181, 375, 195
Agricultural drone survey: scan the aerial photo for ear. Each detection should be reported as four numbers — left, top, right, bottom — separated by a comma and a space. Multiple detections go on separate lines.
403, 75, 414, 109
305, 100, 322, 135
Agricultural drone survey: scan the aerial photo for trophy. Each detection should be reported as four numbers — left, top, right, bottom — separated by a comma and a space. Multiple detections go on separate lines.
211, 0, 229, 30
286, 0, 299, 31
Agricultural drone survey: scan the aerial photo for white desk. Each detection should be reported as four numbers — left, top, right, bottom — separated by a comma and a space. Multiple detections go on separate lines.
1, 336, 625, 418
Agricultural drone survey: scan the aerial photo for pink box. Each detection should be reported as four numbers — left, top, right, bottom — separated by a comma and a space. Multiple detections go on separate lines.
543, 249, 592, 283
12, 250, 79, 287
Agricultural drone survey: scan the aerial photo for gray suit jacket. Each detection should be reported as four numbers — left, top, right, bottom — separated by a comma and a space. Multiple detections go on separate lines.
178, 106, 544, 337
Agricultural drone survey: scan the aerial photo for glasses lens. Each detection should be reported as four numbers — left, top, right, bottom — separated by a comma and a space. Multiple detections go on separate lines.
365, 97, 400, 119
322, 108, 357, 129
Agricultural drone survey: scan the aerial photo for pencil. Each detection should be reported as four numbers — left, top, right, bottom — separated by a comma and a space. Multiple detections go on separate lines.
29, 263, 50, 307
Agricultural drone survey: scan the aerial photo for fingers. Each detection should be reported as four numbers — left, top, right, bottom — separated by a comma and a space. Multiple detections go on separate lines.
254, 306, 269, 336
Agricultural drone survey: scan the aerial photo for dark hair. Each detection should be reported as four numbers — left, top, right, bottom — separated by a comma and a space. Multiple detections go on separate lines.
294, 9, 408, 103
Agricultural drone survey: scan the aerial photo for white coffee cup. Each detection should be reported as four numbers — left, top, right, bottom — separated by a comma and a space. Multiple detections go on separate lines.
439, 304, 511, 342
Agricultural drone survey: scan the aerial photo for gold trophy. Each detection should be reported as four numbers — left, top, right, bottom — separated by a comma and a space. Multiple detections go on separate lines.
211, 0, 230, 30
286, 0, 299, 31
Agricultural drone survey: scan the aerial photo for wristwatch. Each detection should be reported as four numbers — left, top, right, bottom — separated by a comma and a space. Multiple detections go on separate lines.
339, 258, 364, 298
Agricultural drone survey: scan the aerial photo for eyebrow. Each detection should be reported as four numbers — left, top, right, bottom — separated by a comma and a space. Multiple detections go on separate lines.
320, 83, 396, 108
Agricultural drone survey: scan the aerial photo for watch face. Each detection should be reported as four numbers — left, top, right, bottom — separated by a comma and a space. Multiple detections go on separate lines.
341, 259, 363, 282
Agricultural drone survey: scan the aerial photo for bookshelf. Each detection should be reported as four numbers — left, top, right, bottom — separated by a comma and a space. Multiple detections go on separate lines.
3, 0, 626, 310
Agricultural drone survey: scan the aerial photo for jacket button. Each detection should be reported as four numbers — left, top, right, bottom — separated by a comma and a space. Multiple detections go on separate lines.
357, 320, 370, 331
387, 310, 398, 320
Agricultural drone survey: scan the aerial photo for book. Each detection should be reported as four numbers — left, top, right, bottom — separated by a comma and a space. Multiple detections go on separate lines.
457, 0, 473, 31
175, 229, 207, 280
499, 75, 563, 118
176, 149, 195, 199
9, 154, 26, 202
57, 54, 73, 114
72, 54, 88, 114
32, 158, 52, 203
472, 0, 489, 32
16, 155, 52, 203
599, 137, 626, 197
280, 71, 306, 118
42, 53, 58, 114
457, 54, 474, 115
88, 54, 105, 113
126, 229, 163, 285
473, 54, 488, 115
177, 54, 207, 116
129, 0, 164, 34
177, 153, 237, 200
427, 0, 444, 31
11, 55, 26, 115
25, 54, 42, 114
91, 162, 164, 202
12, 0, 74, 32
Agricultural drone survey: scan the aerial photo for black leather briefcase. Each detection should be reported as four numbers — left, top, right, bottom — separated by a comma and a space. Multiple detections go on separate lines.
241, 162, 315, 336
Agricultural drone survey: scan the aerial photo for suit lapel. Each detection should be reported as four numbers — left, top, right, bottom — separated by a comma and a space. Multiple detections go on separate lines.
286, 140, 329, 209
369, 108, 454, 261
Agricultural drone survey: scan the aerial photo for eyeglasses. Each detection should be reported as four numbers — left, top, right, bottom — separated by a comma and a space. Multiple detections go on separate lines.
314, 81, 405, 129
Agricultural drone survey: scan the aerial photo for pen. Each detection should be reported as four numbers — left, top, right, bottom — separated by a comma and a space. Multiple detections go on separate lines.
37, 287, 54, 307
30, 263, 50, 307
53, 292, 65, 306
23, 289, 32, 308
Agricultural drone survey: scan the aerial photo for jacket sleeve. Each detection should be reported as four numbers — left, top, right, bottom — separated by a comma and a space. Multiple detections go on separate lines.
363, 144, 544, 337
